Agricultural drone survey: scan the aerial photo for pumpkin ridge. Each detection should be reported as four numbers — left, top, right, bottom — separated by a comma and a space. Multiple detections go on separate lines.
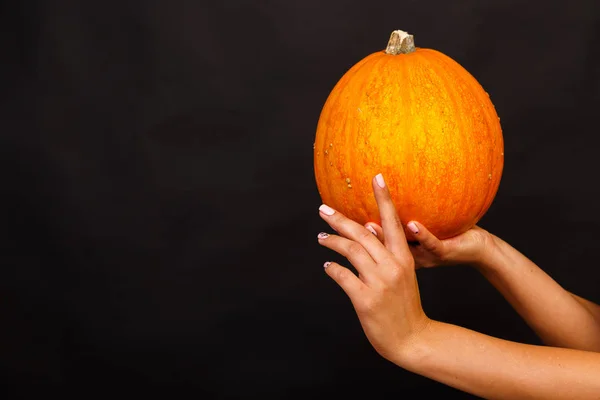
342, 54, 390, 220
414, 51, 460, 230
429, 50, 479, 230
423, 49, 504, 226
314, 53, 379, 205
427, 49, 504, 231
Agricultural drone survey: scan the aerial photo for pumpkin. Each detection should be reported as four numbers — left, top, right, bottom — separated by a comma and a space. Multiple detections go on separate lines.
313, 30, 504, 240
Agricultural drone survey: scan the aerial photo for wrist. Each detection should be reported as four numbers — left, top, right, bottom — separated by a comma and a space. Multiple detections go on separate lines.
392, 318, 439, 372
471, 233, 504, 273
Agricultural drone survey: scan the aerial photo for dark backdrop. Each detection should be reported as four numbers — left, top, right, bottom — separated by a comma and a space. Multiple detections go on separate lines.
2, 0, 599, 398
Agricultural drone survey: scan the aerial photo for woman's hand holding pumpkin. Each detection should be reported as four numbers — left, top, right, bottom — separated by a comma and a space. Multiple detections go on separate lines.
317, 174, 600, 400
317, 173, 430, 363
364, 217, 496, 269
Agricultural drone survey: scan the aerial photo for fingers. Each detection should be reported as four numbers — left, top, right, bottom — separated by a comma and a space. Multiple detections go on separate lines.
372, 174, 411, 259
407, 221, 445, 257
317, 232, 375, 277
365, 222, 384, 242
323, 261, 367, 299
319, 204, 389, 263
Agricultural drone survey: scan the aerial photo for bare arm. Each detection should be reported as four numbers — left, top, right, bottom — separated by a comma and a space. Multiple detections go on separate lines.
475, 234, 600, 351
387, 221, 600, 352
319, 175, 600, 399
572, 293, 600, 322
399, 320, 600, 400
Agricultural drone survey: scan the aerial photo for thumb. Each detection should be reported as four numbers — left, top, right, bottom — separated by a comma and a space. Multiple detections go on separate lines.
407, 221, 445, 257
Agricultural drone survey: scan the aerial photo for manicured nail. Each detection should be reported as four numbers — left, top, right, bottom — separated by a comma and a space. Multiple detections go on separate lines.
407, 222, 419, 234
319, 204, 335, 216
365, 225, 377, 236
317, 232, 329, 239
323, 261, 331, 269
375, 173, 385, 188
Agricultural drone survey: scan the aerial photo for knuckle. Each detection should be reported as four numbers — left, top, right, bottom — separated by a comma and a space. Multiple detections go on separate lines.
388, 264, 405, 282
329, 213, 350, 232
386, 212, 400, 227
429, 241, 445, 258
358, 228, 373, 242
384, 214, 402, 230
346, 242, 364, 256
382, 254, 398, 266
394, 214, 403, 226
425, 239, 439, 253
335, 266, 351, 282
437, 250, 448, 262
360, 295, 380, 313
421, 235, 437, 251
332, 211, 347, 225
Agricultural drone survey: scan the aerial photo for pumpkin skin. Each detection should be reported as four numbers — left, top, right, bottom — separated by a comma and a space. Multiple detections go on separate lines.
313, 31, 504, 240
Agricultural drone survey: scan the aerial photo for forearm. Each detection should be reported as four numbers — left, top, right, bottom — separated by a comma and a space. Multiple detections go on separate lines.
572, 294, 600, 321
475, 234, 600, 351
398, 320, 600, 400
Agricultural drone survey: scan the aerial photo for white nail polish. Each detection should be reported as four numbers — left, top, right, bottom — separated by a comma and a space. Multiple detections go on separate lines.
319, 204, 335, 216
366, 225, 377, 236
375, 173, 385, 188
407, 222, 419, 234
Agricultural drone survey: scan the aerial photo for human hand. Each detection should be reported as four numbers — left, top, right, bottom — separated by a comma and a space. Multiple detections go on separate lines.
364, 220, 495, 269
317, 173, 430, 362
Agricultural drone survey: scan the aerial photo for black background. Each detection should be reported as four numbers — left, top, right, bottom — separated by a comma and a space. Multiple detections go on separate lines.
2, 0, 600, 398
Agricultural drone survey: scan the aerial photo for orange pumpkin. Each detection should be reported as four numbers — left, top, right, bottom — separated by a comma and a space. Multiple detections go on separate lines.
313, 30, 504, 240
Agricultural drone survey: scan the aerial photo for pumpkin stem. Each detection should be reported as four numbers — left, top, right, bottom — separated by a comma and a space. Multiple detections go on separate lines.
385, 30, 416, 55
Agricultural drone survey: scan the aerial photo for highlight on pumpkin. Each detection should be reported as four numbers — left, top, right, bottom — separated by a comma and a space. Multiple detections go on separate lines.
313, 29, 504, 240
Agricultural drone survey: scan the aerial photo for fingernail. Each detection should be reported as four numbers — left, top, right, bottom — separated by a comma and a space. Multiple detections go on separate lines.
319, 204, 335, 216
407, 222, 419, 234
365, 225, 377, 236
375, 173, 385, 188
317, 232, 329, 239
323, 261, 331, 269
